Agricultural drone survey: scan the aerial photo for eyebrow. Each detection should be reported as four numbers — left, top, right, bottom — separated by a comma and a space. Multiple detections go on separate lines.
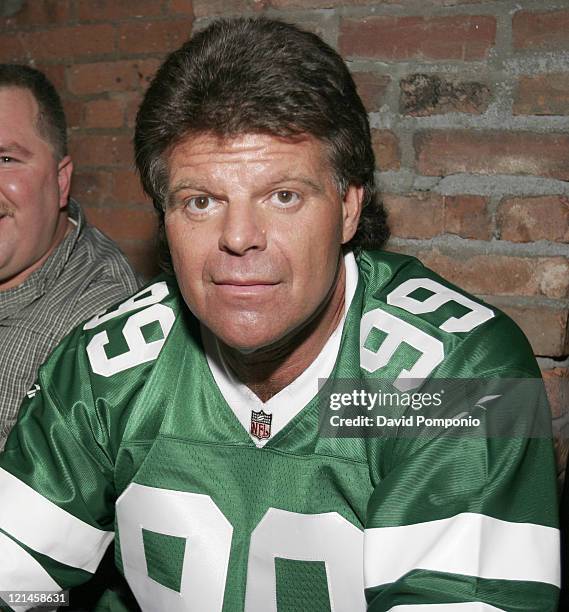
267, 174, 324, 193
167, 180, 224, 209
0, 142, 33, 158
169, 180, 217, 196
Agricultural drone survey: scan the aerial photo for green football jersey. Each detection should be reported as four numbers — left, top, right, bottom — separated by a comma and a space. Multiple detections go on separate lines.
0, 251, 560, 611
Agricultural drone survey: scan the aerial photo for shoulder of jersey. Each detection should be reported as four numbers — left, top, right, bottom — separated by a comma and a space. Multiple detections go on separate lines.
24, 277, 185, 454
81, 274, 183, 335
44, 274, 185, 383
357, 250, 536, 372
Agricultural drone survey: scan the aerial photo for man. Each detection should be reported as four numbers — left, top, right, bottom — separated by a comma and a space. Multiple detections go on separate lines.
0, 20, 559, 611
0, 64, 140, 448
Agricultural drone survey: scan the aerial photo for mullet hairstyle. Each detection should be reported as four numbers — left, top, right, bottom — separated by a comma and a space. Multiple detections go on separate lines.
135, 17, 389, 270
0, 64, 67, 160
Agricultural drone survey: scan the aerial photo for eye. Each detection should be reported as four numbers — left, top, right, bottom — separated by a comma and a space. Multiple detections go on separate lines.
0, 156, 14, 164
184, 195, 220, 214
270, 190, 300, 208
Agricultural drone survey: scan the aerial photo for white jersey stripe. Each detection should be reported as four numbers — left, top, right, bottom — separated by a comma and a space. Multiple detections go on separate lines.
0, 468, 113, 573
388, 604, 505, 612
364, 512, 560, 588
0, 531, 61, 608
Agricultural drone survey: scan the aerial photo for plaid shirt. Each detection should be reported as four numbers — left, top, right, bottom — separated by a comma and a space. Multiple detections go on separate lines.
0, 200, 141, 449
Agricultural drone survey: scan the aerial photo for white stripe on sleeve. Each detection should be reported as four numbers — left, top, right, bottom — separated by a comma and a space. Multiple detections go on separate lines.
387, 604, 505, 612
364, 512, 560, 588
0, 531, 61, 609
0, 468, 113, 573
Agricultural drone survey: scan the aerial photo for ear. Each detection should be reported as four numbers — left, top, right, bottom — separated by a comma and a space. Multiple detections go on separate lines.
341, 185, 364, 244
57, 156, 73, 209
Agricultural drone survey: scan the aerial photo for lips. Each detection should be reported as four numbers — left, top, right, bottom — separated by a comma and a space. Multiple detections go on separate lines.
212, 279, 280, 298
213, 279, 278, 286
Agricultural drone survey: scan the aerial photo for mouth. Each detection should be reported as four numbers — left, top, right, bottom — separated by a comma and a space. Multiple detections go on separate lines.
214, 279, 278, 286
212, 279, 280, 296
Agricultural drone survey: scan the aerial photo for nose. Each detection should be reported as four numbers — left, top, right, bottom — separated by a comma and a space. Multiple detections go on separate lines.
218, 201, 267, 255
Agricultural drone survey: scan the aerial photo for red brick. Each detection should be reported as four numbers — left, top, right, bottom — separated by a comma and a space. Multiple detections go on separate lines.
168, 0, 194, 15
427, 0, 495, 3
35, 63, 66, 92
121, 241, 161, 280
513, 10, 569, 51
514, 74, 569, 116
270, 0, 349, 7
542, 368, 569, 419
371, 130, 400, 171
384, 193, 443, 239
285, 18, 336, 47
118, 20, 191, 55
523, 307, 569, 357
76, 0, 164, 21
84, 99, 124, 129
400, 73, 491, 116
415, 130, 569, 181
539, 259, 569, 300
19, 24, 116, 61
62, 99, 83, 130
111, 169, 149, 205
413, 250, 569, 299
84, 206, 158, 242
125, 92, 144, 128
70, 170, 113, 206
385, 193, 491, 240
340, 15, 496, 61
271, 0, 495, 5
485, 298, 569, 357
352, 72, 390, 112
0, 0, 71, 30
0, 33, 27, 62
497, 196, 569, 243
69, 134, 133, 168
192, 0, 267, 16
67, 59, 160, 95
443, 195, 491, 240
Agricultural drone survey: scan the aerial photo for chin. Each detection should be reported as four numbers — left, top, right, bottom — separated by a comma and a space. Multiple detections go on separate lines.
213, 322, 289, 355
219, 332, 278, 354
202, 308, 284, 349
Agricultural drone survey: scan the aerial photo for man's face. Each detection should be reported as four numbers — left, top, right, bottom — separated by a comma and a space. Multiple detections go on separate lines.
0, 86, 72, 289
165, 132, 362, 352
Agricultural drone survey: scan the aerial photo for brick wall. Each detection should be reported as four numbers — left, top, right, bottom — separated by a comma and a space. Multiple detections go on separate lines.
1, 0, 568, 465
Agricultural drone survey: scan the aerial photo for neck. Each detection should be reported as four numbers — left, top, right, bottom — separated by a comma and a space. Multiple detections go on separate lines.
220, 256, 347, 402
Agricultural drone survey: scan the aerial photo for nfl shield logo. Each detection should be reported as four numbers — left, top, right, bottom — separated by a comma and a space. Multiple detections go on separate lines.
250, 410, 272, 441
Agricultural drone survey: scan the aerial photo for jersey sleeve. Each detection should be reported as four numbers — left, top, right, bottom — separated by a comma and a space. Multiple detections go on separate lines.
0, 279, 178, 610
0, 329, 116, 606
362, 330, 560, 611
